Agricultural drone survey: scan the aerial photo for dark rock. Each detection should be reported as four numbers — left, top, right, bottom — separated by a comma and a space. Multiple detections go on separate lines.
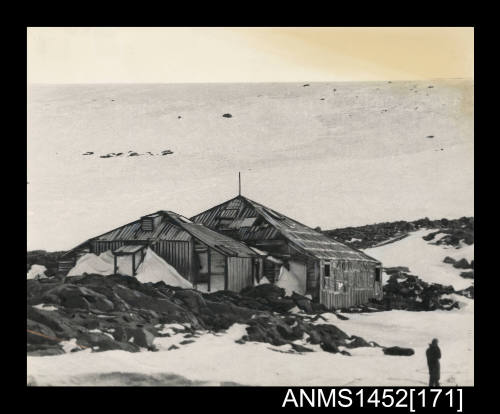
77, 331, 140, 352
320, 340, 339, 353
241, 284, 286, 301
128, 328, 156, 349
42, 284, 114, 312
384, 266, 410, 275
222, 113, 232, 118
27, 306, 78, 339
27, 319, 59, 345
383, 346, 414, 356
443, 256, 456, 265
291, 292, 314, 314
174, 290, 207, 314
460, 271, 474, 279
168, 345, 179, 350
290, 343, 314, 353
179, 340, 195, 345
453, 258, 471, 269
346, 336, 371, 348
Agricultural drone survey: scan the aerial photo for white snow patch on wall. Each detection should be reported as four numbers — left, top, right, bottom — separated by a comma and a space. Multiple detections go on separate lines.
275, 263, 306, 295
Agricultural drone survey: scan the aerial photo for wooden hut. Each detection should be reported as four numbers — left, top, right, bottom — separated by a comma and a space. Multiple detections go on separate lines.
191, 196, 383, 308
59, 210, 262, 292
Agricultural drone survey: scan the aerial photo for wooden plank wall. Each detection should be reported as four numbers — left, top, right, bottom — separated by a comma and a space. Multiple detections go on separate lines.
306, 258, 320, 298
319, 259, 379, 309
153, 240, 192, 280
91, 240, 125, 255
320, 288, 377, 309
209, 250, 226, 291
227, 257, 254, 292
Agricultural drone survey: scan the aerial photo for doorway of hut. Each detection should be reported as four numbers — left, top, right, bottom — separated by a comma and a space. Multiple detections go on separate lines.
193, 241, 226, 292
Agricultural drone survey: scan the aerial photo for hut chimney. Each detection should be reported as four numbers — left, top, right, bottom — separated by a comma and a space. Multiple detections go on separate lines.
238, 172, 241, 196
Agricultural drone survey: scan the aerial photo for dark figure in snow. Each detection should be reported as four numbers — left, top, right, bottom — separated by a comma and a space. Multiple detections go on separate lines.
426, 338, 441, 387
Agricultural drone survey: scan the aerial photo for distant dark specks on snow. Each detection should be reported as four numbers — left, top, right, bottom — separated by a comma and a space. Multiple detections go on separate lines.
320, 98, 325, 101
178, 116, 182, 119
428, 85, 434, 88
302, 84, 310, 87
83, 151, 94, 155
381, 109, 388, 113
426, 135, 434, 139
388, 81, 392, 84
100, 154, 113, 158
128, 152, 140, 157
222, 113, 233, 118
161, 150, 174, 156
333, 89, 337, 92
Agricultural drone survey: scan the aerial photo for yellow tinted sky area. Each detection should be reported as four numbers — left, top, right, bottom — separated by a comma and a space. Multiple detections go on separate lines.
27, 27, 473, 83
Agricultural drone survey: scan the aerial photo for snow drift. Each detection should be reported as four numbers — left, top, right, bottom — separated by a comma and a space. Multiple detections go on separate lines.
67, 248, 192, 288
134, 248, 192, 288
27, 264, 47, 280
67, 252, 114, 277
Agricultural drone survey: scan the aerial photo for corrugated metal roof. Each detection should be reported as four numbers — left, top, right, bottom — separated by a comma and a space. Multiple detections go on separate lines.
85, 210, 259, 258
191, 196, 380, 263
162, 211, 259, 258
94, 220, 191, 242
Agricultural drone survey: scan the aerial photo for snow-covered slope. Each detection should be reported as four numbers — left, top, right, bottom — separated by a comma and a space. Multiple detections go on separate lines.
363, 229, 474, 290
27, 80, 474, 251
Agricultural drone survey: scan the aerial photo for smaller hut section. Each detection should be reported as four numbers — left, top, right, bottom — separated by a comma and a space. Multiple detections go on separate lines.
319, 259, 383, 309
59, 210, 262, 293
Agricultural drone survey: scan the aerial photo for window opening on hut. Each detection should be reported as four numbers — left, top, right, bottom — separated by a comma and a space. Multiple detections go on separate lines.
375, 268, 382, 282
324, 263, 331, 277
217, 218, 233, 230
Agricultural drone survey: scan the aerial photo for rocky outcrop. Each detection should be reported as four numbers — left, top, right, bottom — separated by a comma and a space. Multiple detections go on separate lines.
26, 275, 388, 357
323, 217, 473, 249
371, 273, 459, 312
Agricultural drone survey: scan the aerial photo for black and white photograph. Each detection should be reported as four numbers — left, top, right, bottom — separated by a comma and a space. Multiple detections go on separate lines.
26, 27, 474, 388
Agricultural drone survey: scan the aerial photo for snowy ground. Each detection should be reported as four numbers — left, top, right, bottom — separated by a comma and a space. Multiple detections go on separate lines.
27, 296, 473, 386
363, 228, 474, 291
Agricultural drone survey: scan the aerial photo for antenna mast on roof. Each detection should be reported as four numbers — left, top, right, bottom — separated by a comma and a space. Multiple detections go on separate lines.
238, 171, 241, 196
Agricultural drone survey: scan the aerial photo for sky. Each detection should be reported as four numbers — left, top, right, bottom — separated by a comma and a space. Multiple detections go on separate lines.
27, 27, 474, 83
27, 28, 474, 251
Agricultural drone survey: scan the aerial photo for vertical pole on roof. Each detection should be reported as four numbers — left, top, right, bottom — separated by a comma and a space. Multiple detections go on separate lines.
132, 253, 136, 276
207, 248, 211, 292
238, 172, 241, 196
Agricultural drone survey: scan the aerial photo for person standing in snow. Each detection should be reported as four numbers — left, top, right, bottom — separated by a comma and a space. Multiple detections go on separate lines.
426, 338, 441, 387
